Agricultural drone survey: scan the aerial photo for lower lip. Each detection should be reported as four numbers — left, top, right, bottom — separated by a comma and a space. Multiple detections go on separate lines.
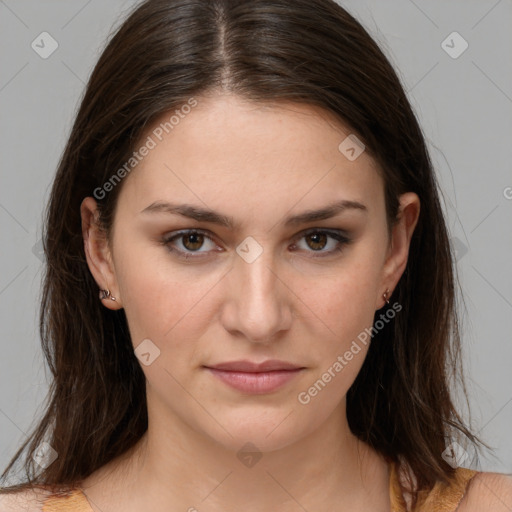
205, 368, 303, 394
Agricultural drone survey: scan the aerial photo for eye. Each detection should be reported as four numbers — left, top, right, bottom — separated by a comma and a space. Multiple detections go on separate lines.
290, 229, 352, 257
161, 228, 352, 260
161, 229, 219, 260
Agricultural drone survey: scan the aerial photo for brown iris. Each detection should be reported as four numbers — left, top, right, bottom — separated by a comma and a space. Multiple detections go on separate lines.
182, 232, 205, 251
305, 232, 328, 251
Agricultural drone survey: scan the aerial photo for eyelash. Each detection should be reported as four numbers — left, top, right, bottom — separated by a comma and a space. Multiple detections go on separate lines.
160, 228, 352, 260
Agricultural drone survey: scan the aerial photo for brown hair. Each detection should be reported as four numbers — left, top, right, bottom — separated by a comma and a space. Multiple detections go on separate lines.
1, 0, 490, 506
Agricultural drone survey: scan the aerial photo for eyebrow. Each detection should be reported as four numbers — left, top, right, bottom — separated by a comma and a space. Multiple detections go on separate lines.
140, 199, 367, 228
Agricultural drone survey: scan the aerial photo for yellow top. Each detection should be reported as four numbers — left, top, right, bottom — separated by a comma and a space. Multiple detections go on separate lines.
41, 460, 479, 512
388, 459, 479, 511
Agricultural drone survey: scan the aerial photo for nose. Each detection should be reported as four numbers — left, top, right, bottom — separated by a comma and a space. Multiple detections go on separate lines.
220, 242, 293, 344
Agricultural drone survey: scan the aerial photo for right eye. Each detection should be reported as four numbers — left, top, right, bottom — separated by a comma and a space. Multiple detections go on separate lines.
160, 229, 221, 260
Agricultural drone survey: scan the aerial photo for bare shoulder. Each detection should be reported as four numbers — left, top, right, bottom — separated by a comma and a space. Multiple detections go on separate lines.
0, 486, 53, 512
458, 470, 512, 512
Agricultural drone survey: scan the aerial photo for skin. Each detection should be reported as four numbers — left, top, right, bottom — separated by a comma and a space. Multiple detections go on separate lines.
79, 91, 420, 512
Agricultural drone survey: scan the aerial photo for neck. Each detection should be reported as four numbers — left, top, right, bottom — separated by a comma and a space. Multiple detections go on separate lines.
81, 397, 391, 511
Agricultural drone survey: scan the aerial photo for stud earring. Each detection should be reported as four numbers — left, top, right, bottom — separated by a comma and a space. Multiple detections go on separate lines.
99, 288, 116, 301
382, 288, 390, 305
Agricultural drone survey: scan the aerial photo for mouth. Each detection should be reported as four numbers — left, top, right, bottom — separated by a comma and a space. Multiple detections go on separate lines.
203, 360, 306, 394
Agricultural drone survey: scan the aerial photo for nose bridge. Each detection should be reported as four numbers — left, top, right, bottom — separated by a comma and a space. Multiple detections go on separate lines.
227, 235, 290, 341
237, 235, 279, 305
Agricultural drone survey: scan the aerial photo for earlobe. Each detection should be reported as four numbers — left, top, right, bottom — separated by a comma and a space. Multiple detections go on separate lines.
80, 196, 122, 309
99, 288, 117, 302
378, 192, 420, 309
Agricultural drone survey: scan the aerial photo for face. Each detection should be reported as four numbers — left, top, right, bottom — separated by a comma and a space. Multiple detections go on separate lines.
82, 92, 419, 453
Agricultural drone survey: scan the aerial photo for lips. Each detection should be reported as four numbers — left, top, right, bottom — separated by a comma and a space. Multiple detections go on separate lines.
203, 360, 305, 394
206, 359, 303, 372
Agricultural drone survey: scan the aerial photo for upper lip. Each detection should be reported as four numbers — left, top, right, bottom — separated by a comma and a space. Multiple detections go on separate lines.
205, 360, 304, 372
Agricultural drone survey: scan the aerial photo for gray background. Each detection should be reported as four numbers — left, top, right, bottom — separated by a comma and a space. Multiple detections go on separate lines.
1, 0, 511, 476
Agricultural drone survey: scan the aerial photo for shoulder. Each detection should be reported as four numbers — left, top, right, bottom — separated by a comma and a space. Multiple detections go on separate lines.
0, 486, 53, 511
457, 470, 512, 512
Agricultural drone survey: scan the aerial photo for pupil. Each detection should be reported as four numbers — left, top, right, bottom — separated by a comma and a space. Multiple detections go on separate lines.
309, 232, 326, 250
185, 233, 203, 250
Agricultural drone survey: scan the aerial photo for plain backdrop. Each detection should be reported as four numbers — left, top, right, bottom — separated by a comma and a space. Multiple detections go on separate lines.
1, 0, 511, 477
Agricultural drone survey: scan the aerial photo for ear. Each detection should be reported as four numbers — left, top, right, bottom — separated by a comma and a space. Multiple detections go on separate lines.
377, 192, 420, 309
80, 196, 122, 310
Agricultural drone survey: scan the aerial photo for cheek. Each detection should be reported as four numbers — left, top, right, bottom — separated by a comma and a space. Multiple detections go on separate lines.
295, 274, 379, 412
297, 253, 383, 403
306, 260, 381, 335
115, 243, 221, 357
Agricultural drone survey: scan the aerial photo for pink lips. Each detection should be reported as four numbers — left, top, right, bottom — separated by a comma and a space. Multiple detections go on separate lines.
204, 360, 305, 394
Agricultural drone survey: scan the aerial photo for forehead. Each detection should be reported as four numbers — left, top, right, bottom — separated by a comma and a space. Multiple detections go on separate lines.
117, 93, 384, 221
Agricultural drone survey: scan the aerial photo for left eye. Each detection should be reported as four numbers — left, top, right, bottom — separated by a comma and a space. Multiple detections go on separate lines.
161, 229, 351, 260
291, 229, 350, 256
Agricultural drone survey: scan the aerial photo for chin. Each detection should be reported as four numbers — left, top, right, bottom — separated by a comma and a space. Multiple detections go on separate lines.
197, 407, 310, 454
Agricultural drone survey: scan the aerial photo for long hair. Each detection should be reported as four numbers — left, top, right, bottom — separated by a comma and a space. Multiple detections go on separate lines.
1, 0, 489, 506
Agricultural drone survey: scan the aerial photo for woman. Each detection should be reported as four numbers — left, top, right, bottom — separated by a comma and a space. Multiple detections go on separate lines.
1, 0, 511, 510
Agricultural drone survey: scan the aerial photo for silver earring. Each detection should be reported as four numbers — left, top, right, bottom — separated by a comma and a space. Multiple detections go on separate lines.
382, 289, 390, 305
99, 289, 116, 301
